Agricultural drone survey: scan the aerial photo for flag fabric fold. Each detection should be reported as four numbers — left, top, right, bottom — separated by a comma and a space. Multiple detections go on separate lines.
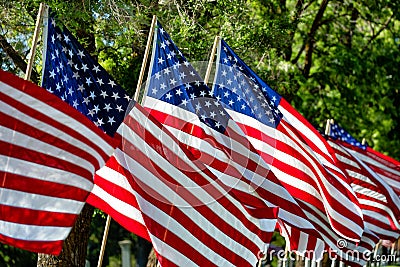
87, 21, 280, 266
330, 122, 400, 197
211, 39, 379, 266
327, 123, 400, 241
88, 100, 279, 266
0, 70, 116, 255
141, 21, 328, 259
212, 38, 364, 243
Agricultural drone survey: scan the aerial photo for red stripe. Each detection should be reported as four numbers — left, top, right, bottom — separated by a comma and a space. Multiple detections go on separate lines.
93, 172, 141, 209
120, 131, 266, 251
146, 219, 222, 267
130, 170, 255, 267
125, 108, 275, 234
156, 255, 179, 267
280, 99, 336, 163
366, 147, 400, 168
87, 193, 151, 241
0, 140, 92, 184
87, 155, 151, 241
0, 204, 78, 227
331, 140, 400, 238
144, 103, 315, 236
0, 110, 99, 176
0, 234, 63, 255
0, 172, 89, 201
0, 70, 116, 151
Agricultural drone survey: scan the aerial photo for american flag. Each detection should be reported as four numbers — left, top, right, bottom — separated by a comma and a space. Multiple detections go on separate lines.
329, 123, 368, 150
210, 39, 374, 263
327, 123, 400, 239
0, 70, 115, 254
89, 100, 279, 266
91, 21, 281, 266
329, 122, 400, 196
328, 138, 400, 241
141, 22, 331, 262
212, 38, 364, 242
41, 8, 131, 136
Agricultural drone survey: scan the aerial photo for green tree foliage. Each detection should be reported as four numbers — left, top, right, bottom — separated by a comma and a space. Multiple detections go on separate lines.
0, 0, 399, 265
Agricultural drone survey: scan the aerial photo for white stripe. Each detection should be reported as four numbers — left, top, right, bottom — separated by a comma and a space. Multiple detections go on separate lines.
363, 210, 394, 225
347, 147, 400, 192
0, 188, 84, 214
94, 165, 145, 225
0, 81, 113, 158
364, 222, 399, 239
346, 170, 377, 187
149, 234, 199, 267
336, 154, 360, 169
0, 220, 71, 242
136, 194, 245, 267
353, 185, 386, 202
360, 200, 400, 228
298, 231, 308, 252
344, 146, 400, 207
278, 105, 332, 161
0, 155, 93, 192
115, 141, 265, 248
0, 124, 96, 176
90, 183, 145, 225
229, 110, 364, 239
351, 149, 400, 177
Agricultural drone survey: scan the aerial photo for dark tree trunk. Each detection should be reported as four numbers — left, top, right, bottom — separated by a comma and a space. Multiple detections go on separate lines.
37, 204, 94, 267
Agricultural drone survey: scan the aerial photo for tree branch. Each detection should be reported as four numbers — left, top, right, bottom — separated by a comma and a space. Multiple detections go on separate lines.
283, 0, 306, 61
0, 33, 39, 84
303, 0, 330, 78
361, 13, 394, 54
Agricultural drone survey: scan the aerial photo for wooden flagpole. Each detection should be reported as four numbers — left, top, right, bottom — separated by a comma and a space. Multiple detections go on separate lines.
96, 215, 111, 267
361, 138, 366, 145
325, 119, 332, 136
133, 14, 157, 104
96, 15, 157, 267
204, 35, 220, 87
25, 2, 46, 81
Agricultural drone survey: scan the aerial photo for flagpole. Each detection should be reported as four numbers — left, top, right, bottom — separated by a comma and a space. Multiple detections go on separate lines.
134, 15, 157, 103
25, 2, 46, 81
96, 215, 111, 267
204, 35, 220, 86
325, 119, 332, 135
361, 138, 366, 145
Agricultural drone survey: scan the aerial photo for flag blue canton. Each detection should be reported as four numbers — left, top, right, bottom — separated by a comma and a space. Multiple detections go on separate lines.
146, 22, 230, 133
213, 39, 283, 128
329, 123, 368, 149
41, 13, 131, 136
